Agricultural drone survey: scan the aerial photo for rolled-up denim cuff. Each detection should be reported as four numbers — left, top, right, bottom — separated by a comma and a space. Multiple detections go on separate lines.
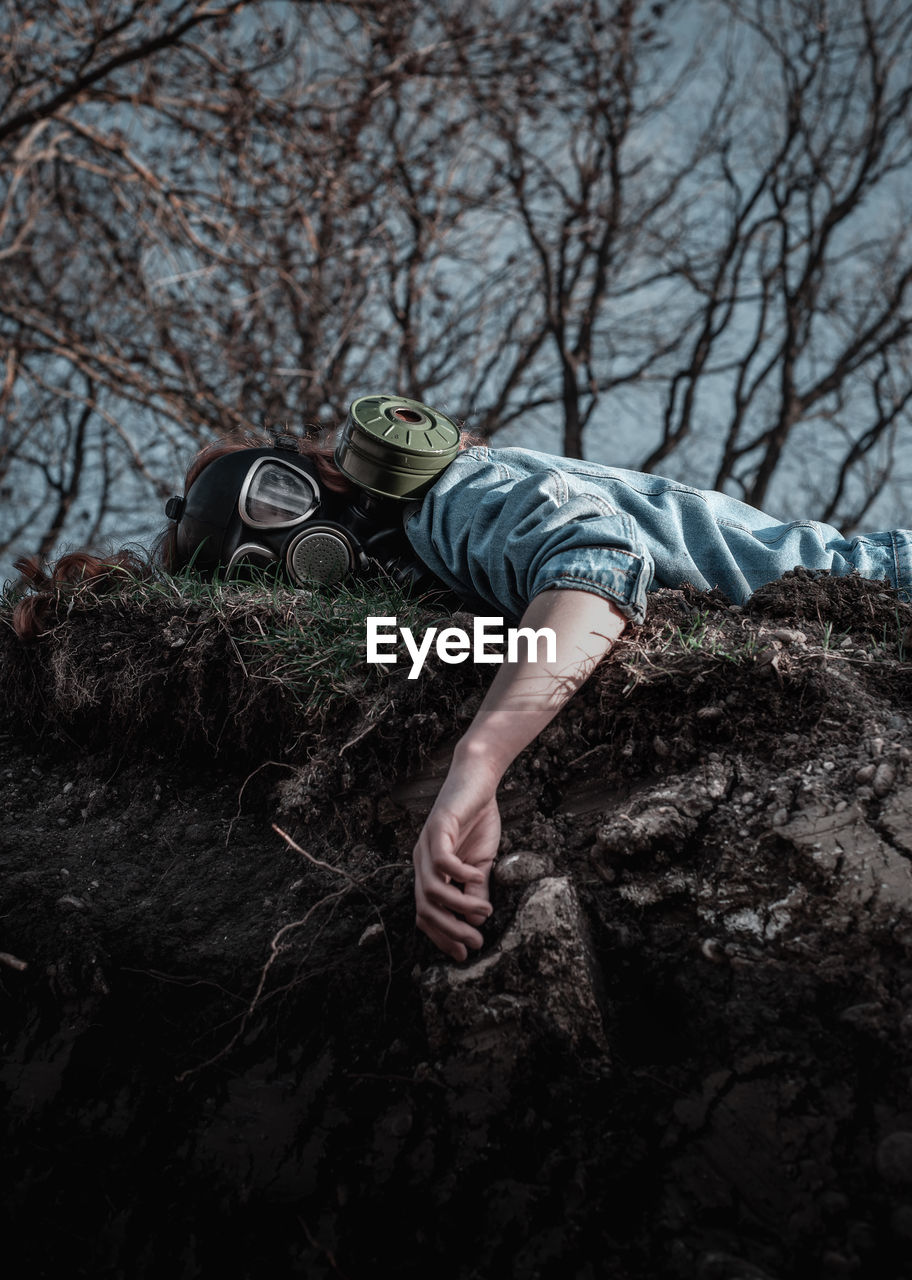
532, 554, 652, 624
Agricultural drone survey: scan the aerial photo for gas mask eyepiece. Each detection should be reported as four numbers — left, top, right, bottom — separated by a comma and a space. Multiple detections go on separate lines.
166, 447, 346, 584
239, 457, 320, 527
233, 457, 362, 584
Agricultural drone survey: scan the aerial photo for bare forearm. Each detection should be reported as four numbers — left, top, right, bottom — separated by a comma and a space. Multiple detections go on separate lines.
412, 588, 627, 960
451, 589, 627, 786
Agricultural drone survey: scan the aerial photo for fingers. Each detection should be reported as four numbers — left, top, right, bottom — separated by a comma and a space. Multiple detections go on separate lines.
431, 846, 488, 889
419, 926, 468, 964
411, 793, 501, 960
419, 874, 490, 917
415, 900, 486, 962
462, 902, 491, 926
414, 859, 493, 961
415, 877, 491, 934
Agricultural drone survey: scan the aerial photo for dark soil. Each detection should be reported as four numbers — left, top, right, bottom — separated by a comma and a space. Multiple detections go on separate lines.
2, 572, 912, 1280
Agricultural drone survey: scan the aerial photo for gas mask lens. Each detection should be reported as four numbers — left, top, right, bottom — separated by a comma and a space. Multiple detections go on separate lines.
240, 459, 320, 527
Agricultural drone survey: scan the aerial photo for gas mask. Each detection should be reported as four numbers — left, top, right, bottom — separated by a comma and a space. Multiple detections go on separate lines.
164, 395, 460, 589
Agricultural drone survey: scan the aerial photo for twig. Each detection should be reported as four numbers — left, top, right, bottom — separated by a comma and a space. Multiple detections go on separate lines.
272, 824, 359, 885
174, 884, 350, 1083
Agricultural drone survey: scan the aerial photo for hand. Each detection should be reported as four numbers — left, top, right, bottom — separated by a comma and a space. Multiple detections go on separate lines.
412, 590, 627, 961
412, 761, 500, 962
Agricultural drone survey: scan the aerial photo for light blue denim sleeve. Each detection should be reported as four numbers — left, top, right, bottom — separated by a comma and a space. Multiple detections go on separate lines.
404, 451, 654, 623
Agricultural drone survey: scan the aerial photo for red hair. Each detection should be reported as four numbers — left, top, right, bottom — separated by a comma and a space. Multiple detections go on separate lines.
12, 548, 153, 641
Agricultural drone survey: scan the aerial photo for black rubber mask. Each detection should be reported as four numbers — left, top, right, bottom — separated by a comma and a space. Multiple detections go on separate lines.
164, 445, 418, 587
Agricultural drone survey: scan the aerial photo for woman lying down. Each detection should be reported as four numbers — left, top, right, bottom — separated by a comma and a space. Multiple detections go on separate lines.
13, 395, 911, 959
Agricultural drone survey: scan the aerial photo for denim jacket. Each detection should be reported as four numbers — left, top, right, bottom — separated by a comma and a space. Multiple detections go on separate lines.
403, 445, 912, 623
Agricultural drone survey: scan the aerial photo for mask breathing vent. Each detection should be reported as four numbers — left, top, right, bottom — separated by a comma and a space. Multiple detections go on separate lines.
287, 527, 355, 585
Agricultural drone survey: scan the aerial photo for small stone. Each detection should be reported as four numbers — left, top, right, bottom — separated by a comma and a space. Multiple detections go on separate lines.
493, 850, 555, 887
358, 923, 384, 947
876, 1131, 912, 1185
768, 629, 806, 645
56, 895, 88, 911
700, 938, 726, 963
839, 1002, 882, 1027
872, 762, 896, 798
855, 763, 876, 784
772, 807, 789, 827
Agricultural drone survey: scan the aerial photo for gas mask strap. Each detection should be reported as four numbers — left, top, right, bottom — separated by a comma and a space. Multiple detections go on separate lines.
268, 429, 302, 455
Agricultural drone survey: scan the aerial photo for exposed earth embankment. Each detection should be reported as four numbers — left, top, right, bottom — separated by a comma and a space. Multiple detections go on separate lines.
2, 572, 912, 1279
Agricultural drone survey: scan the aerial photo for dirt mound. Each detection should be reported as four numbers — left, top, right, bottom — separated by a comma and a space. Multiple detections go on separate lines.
2, 573, 912, 1279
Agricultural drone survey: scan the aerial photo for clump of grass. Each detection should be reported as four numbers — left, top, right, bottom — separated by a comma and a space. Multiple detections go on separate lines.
669, 610, 711, 651
617, 609, 767, 695
237, 574, 450, 715
0, 559, 466, 753
820, 620, 853, 652
878, 609, 912, 663
647, 612, 762, 662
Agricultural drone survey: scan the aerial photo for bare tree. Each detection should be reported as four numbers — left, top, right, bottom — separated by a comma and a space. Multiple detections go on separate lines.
0, 0, 522, 558
2, 0, 911, 572
436, 1, 694, 456
639, 0, 912, 525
